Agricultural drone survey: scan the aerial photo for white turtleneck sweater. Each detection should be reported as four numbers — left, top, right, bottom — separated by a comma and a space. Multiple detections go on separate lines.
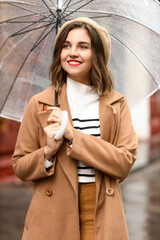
67, 78, 100, 183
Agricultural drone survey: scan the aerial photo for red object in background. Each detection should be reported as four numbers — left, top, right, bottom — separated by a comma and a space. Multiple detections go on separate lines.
0, 118, 20, 183
150, 91, 160, 161
150, 91, 160, 135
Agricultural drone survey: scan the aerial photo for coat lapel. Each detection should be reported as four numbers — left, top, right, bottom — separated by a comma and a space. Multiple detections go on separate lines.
57, 83, 73, 126
99, 99, 115, 142
99, 91, 124, 142
95, 96, 115, 197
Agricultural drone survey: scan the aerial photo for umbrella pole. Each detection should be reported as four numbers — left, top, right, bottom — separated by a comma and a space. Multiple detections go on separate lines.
56, 9, 62, 34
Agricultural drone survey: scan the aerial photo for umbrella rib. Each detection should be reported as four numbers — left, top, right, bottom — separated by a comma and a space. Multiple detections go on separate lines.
0, 23, 55, 114
6, 20, 52, 24
29, 21, 56, 51
1, 13, 52, 25
0, 5, 54, 24
12, 22, 54, 37
61, 0, 69, 9
0, 53, 32, 114
60, 0, 87, 17
40, 0, 56, 18
47, 0, 57, 8
62, 0, 94, 19
0, 14, 53, 51
0, 20, 54, 67
32, 27, 50, 50
0, 13, 37, 25
64, 0, 88, 9
11, 13, 53, 36
31, 23, 56, 51
2, 0, 56, 10
6, 1, 50, 18
61, 0, 72, 16
111, 34, 159, 87
24, 15, 52, 32
67, 10, 160, 37
2, 0, 45, 7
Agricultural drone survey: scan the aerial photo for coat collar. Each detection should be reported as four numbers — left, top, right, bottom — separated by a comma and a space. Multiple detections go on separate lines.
37, 84, 124, 107
37, 84, 124, 134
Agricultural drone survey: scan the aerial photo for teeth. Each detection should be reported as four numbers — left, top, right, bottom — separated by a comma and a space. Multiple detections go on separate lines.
68, 61, 81, 65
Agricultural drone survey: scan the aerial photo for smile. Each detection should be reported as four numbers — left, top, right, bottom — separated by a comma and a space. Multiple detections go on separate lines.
67, 60, 82, 66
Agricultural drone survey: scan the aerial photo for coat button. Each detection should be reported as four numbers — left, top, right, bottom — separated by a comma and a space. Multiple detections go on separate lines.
106, 188, 114, 196
46, 188, 53, 197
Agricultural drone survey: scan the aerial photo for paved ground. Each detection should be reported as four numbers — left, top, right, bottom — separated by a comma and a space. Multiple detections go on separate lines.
121, 160, 160, 240
0, 160, 160, 240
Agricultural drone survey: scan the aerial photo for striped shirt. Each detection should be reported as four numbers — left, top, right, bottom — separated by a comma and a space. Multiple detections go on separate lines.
67, 78, 100, 183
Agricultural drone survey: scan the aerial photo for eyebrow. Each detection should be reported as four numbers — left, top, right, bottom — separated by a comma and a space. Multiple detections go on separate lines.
64, 40, 90, 45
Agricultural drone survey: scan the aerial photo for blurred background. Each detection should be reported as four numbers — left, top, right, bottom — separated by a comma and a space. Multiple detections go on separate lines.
0, 0, 160, 239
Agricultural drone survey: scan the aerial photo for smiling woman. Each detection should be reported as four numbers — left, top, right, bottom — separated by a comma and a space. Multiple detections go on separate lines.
50, 19, 113, 95
60, 28, 92, 85
12, 17, 138, 240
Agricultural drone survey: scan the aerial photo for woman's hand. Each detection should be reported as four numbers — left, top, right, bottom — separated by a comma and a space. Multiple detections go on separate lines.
45, 107, 74, 141
46, 107, 63, 126
44, 122, 63, 160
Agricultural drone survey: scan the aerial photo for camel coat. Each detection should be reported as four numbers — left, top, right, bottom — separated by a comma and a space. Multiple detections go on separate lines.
12, 84, 138, 240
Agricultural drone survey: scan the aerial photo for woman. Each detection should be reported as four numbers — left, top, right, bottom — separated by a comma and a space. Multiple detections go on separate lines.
12, 17, 138, 240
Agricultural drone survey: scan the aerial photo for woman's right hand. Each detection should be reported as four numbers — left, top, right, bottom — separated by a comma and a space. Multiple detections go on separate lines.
44, 122, 63, 161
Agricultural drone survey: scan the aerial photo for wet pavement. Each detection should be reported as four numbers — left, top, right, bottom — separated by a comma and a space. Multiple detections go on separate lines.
0, 160, 160, 240
121, 160, 160, 240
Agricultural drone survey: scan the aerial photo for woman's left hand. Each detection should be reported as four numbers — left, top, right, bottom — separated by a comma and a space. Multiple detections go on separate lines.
46, 107, 63, 125
45, 107, 74, 141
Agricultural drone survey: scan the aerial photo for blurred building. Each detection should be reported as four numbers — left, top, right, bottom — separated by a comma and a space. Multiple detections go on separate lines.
150, 91, 160, 161
132, 91, 160, 169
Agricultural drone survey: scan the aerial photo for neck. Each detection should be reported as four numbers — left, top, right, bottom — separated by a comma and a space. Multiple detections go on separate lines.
67, 75, 90, 86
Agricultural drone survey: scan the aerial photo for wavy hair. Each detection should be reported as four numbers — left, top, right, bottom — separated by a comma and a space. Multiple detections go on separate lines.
49, 22, 113, 95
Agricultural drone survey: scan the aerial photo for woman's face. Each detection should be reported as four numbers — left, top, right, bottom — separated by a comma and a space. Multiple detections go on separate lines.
60, 28, 92, 85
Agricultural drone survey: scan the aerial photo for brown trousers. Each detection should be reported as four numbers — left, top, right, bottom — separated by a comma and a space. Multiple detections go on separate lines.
79, 183, 96, 240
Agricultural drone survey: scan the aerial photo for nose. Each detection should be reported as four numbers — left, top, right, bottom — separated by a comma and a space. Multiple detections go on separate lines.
69, 46, 79, 57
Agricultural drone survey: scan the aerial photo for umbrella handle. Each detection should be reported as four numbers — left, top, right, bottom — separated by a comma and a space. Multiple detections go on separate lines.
54, 110, 68, 140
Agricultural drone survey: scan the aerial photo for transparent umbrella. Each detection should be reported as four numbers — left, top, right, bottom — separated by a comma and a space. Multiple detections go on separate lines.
0, 0, 160, 121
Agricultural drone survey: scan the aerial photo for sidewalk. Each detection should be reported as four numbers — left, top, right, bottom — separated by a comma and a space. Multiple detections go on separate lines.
0, 160, 160, 240
121, 160, 160, 240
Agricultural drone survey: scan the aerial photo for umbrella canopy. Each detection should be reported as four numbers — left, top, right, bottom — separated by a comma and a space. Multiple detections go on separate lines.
0, 0, 160, 121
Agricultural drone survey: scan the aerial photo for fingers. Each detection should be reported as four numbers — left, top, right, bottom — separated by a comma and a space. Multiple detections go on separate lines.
64, 118, 74, 141
45, 107, 62, 125
44, 123, 64, 159
45, 107, 60, 112
47, 115, 61, 125
44, 123, 61, 139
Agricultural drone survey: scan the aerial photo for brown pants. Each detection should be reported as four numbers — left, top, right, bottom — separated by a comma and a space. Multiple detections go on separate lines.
79, 183, 96, 240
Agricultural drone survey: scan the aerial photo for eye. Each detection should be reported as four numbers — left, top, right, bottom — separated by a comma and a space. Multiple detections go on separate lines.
62, 43, 70, 49
80, 45, 88, 49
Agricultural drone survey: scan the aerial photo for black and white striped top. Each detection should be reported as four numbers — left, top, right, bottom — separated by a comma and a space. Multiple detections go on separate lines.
67, 78, 100, 183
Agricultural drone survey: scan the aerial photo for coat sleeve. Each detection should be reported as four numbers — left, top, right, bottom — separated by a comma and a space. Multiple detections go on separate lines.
12, 96, 56, 182
67, 98, 138, 181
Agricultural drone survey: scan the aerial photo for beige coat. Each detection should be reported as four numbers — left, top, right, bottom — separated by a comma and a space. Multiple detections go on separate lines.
12, 84, 138, 240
